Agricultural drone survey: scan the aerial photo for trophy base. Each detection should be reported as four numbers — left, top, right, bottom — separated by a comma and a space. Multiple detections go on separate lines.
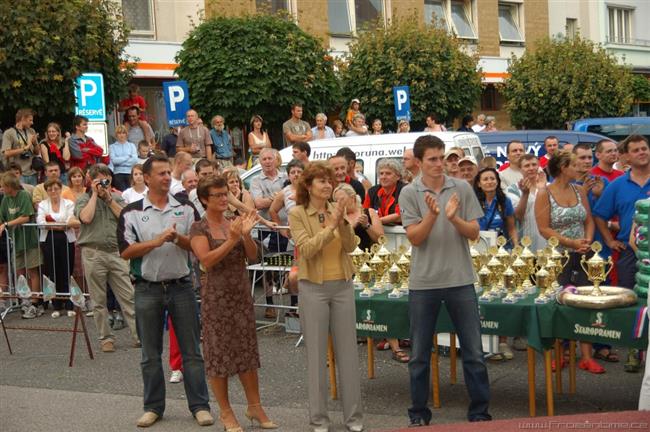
502, 295, 517, 304
359, 290, 374, 298
534, 295, 550, 304
371, 287, 383, 294
354, 283, 364, 290
513, 290, 527, 299
387, 289, 403, 299
478, 294, 493, 303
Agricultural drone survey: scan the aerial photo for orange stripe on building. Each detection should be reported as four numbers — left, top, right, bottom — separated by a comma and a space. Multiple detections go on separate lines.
482, 72, 510, 79
122, 62, 178, 71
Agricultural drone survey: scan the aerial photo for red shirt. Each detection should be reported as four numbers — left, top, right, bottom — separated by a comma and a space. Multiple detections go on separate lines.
499, 161, 510, 172
539, 154, 550, 169
590, 165, 624, 182
119, 95, 147, 120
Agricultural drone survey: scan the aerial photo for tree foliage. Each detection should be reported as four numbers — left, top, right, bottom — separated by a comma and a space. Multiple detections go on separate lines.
0, 0, 134, 128
175, 13, 340, 129
503, 36, 633, 129
631, 74, 650, 102
340, 14, 482, 131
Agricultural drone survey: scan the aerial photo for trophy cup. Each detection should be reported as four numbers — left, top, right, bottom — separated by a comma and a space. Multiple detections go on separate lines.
580, 241, 614, 296
501, 266, 518, 304
519, 237, 537, 293
470, 239, 485, 292
376, 238, 393, 288
496, 236, 512, 268
349, 237, 367, 290
542, 253, 559, 295
478, 265, 494, 303
511, 252, 529, 300
368, 248, 386, 294
397, 253, 411, 293
486, 246, 505, 297
358, 263, 374, 298
547, 237, 569, 291
387, 263, 404, 298
532, 264, 552, 304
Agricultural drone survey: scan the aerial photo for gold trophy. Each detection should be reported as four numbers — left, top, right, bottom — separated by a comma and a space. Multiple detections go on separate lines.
397, 253, 411, 293
501, 266, 518, 304
519, 237, 537, 293
496, 236, 512, 268
511, 251, 528, 300
477, 265, 494, 302
486, 246, 505, 297
543, 253, 559, 294
358, 263, 374, 298
470, 239, 485, 292
368, 246, 386, 294
532, 263, 552, 304
387, 263, 404, 298
349, 236, 368, 290
547, 237, 569, 291
579, 242, 614, 296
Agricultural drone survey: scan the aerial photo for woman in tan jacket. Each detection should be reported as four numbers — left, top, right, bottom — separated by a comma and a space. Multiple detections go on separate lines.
288, 161, 363, 432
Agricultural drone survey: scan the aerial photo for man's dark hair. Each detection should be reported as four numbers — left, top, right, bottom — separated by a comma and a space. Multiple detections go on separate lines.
461, 115, 474, 127
45, 161, 60, 170
73, 115, 89, 128
143, 154, 170, 175
413, 135, 444, 160
15, 108, 34, 123
544, 136, 559, 145
572, 143, 592, 154
292, 141, 311, 157
87, 163, 112, 180
595, 139, 616, 154
7, 162, 22, 173
291, 103, 303, 110
620, 134, 649, 154
520, 154, 538, 164
126, 106, 141, 115
335, 147, 356, 162
138, 140, 149, 149
195, 158, 213, 174
506, 140, 524, 154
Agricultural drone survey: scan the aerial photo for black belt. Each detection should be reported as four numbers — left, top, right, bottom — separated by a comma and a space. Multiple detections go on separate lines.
215, 157, 232, 160
137, 276, 190, 286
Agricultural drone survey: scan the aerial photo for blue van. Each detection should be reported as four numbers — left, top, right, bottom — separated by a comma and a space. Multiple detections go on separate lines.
571, 117, 650, 143
476, 130, 609, 167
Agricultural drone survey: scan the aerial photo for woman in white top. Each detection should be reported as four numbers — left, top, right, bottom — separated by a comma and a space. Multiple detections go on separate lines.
37, 179, 80, 317
345, 113, 369, 136
247, 115, 271, 169
121, 164, 148, 204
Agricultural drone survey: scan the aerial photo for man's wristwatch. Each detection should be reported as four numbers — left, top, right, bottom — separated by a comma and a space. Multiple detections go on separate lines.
364, 222, 371, 230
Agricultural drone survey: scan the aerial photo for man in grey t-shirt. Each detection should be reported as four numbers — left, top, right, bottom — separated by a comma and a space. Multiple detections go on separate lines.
398, 135, 491, 426
282, 104, 312, 148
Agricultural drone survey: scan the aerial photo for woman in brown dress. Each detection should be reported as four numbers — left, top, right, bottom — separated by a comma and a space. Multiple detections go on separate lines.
190, 176, 277, 432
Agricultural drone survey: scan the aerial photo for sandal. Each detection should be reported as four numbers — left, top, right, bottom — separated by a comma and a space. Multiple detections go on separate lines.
487, 352, 505, 362
399, 339, 411, 348
392, 350, 410, 363
594, 349, 619, 363
376, 339, 390, 350
578, 358, 605, 374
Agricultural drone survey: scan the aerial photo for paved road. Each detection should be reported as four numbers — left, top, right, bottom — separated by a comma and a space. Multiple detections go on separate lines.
0, 306, 644, 431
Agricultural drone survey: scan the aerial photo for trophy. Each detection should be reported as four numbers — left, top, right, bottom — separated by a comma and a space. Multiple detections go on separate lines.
486, 246, 505, 297
511, 251, 528, 300
358, 263, 374, 298
470, 239, 485, 292
580, 241, 614, 296
532, 263, 552, 304
547, 237, 569, 291
519, 237, 537, 293
501, 266, 518, 304
349, 236, 368, 290
387, 263, 404, 298
478, 265, 494, 303
496, 236, 512, 268
368, 247, 386, 293
396, 252, 411, 292
376, 237, 393, 288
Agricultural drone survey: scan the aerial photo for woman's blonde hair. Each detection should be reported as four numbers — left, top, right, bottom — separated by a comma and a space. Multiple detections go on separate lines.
547, 149, 575, 178
222, 166, 243, 190
115, 125, 128, 135
333, 183, 362, 207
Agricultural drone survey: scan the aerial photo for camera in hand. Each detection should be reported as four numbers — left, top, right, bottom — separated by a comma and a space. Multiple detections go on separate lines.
99, 179, 111, 188
20, 151, 31, 159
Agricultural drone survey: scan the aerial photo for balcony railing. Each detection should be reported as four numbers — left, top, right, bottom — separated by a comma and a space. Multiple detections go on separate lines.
606, 36, 650, 47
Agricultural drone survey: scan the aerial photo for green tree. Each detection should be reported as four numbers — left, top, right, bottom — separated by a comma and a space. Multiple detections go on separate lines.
0, 0, 134, 128
175, 13, 340, 131
503, 36, 633, 129
631, 74, 650, 102
340, 14, 482, 131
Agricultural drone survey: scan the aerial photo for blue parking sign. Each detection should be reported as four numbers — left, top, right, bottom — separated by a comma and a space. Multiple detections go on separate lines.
393, 86, 411, 122
163, 81, 191, 127
75, 73, 106, 121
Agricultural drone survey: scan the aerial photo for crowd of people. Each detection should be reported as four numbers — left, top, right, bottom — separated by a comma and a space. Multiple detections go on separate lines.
0, 98, 649, 431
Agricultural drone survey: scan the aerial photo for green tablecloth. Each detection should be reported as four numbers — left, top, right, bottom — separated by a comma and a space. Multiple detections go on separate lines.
355, 289, 648, 353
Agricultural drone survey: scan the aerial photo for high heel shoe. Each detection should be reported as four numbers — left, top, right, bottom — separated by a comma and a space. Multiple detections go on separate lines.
219, 409, 243, 432
244, 404, 278, 429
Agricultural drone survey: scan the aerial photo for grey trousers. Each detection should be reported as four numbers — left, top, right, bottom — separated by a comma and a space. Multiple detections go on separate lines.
299, 279, 363, 430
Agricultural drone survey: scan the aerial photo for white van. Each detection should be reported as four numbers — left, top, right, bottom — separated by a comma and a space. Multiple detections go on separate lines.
242, 131, 484, 189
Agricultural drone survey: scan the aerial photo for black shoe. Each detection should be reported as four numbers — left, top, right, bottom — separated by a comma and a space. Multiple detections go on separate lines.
408, 418, 430, 428
469, 414, 492, 422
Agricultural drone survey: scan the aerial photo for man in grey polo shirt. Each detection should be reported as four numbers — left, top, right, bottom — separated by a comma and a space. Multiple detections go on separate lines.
75, 164, 138, 353
399, 135, 491, 426
117, 154, 212, 428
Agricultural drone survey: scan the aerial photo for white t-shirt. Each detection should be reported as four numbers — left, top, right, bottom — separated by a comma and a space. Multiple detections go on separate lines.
471, 124, 485, 133
36, 198, 77, 243
170, 177, 182, 195
499, 167, 523, 191
122, 187, 148, 204
505, 184, 547, 252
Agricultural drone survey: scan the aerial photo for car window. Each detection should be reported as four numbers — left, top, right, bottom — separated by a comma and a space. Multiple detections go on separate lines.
242, 165, 287, 190
471, 146, 484, 162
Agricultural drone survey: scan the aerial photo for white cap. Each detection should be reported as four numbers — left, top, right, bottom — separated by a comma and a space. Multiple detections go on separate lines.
458, 156, 478, 166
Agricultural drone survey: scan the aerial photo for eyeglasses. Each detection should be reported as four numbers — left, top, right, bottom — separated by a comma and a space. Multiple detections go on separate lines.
208, 192, 228, 199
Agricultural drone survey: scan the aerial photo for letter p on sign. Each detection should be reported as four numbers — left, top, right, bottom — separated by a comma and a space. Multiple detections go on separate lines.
163, 80, 191, 127
393, 85, 411, 123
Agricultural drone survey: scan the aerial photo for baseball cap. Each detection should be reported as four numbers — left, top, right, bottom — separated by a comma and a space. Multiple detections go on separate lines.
351, 98, 360, 104
444, 149, 464, 160
458, 156, 478, 166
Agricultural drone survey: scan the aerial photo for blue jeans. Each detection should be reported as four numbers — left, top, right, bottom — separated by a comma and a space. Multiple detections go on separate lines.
135, 277, 210, 416
21, 174, 38, 185
408, 285, 491, 422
